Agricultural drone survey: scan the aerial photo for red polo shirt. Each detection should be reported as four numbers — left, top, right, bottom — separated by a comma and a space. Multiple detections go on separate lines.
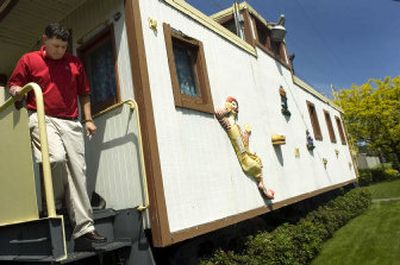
8, 46, 90, 119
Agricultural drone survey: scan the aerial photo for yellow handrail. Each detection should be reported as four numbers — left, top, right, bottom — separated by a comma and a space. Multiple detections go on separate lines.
0, 83, 56, 217
93, 99, 150, 212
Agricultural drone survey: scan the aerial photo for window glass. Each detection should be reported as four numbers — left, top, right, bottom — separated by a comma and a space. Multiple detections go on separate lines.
85, 39, 117, 106
324, 110, 337, 143
222, 19, 237, 35
255, 20, 268, 46
173, 43, 198, 97
79, 27, 119, 114
335, 116, 347, 145
307, 101, 323, 141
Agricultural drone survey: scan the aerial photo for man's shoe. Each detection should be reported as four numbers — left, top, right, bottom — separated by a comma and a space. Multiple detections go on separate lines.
79, 231, 107, 243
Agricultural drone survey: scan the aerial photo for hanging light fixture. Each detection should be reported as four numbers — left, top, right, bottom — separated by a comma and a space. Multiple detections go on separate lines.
271, 14, 287, 42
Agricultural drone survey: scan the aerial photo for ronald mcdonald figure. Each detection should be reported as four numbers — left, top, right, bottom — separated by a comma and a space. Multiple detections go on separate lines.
215, 96, 275, 199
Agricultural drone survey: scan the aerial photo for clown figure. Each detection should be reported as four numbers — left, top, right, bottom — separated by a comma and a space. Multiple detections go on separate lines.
215, 96, 275, 199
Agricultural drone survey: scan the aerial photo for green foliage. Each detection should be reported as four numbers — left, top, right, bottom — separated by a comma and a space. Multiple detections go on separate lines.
334, 76, 400, 167
199, 250, 244, 265
358, 169, 373, 186
200, 189, 371, 265
384, 168, 400, 180
358, 166, 400, 186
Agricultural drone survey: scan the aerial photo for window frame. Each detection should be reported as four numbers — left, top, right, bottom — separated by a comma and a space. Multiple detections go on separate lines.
163, 23, 214, 114
335, 115, 347, 145
323, 110, 337, 143
306, 100, 323, 141
77, 25, 120, 115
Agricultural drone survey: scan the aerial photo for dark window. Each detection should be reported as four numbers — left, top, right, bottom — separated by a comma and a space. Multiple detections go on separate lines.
221, 19, 237, 35
172, 43, 199, 97
78, 26, 119, 114
306, 101, 323, 141
271, 40, 283, 58
324, 110, 337, 143
255, 19, 269, 47
164, 23, 214, 114
335, 116, 347, 145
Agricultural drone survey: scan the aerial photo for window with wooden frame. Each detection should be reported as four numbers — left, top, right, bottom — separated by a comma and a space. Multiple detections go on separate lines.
306, 101, 323, 141
78, 25, 120, 115
323, 110, 337, 143
335, 116, 347, 145
163, 23, 214, 114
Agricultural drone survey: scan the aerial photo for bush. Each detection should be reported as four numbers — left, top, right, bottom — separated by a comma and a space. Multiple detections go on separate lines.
384, 168, 400, 181
200, 250, 244, 265
358, 167, 400, 186
358, 169, 373, 186
201, 189, 371, 265
370, 167, 387, 182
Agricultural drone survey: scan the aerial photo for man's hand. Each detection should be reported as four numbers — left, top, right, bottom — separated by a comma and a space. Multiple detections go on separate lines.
85, 120, 97, 137
9, 86, 25, 101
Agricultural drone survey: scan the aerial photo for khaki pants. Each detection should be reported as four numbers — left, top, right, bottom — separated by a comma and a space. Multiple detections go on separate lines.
29, 112, 94, 239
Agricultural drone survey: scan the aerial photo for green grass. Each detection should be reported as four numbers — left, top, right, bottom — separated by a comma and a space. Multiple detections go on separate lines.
363, 179, 400, 199
312, 180, 400, 265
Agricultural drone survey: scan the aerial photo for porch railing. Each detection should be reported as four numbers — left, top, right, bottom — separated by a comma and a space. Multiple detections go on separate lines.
0, 82, 56, 225
92, 99, 150, 212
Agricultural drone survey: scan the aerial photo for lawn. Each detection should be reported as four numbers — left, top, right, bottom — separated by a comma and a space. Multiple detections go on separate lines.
363, 179, 400, 199
311, 180, 400, 265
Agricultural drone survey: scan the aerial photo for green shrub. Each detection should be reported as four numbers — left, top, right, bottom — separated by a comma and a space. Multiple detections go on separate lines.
358, 167, 400, 186
384, 168, 400, 181
199, 250, 244, 265
358, 169, 373, 186
370, 167, 387, 182
201, 188, 371, 265
246, 224, 300, 265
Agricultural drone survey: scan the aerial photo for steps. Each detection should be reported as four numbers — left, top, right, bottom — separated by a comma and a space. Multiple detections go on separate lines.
0, 217, 66, 262
61, 208, 133, 263
0, 208, 155, 265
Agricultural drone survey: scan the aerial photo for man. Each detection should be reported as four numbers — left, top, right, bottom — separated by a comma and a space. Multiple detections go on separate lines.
7, 23, 106, 243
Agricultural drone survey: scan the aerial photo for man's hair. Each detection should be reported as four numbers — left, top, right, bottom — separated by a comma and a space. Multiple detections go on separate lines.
44, 23, 70, 42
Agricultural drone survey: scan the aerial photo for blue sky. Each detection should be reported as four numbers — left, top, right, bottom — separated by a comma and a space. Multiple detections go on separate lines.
186, 0, 400, 97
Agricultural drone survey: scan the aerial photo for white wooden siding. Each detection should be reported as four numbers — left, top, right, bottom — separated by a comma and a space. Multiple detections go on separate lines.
85, 105, 145, 210
140, 0, 357, 233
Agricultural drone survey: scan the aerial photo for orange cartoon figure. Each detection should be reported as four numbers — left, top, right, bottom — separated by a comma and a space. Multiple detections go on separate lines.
215, 96, 275, 199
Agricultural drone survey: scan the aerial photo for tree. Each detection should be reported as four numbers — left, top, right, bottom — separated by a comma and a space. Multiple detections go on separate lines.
334, 76, 400, 168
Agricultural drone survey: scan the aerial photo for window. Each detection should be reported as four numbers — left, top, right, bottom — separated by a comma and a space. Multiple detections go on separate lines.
221, 17, 237, 36
78, 26, 120, 114
324, 110, 337, 143
335, 116, 347, 145
164, 23, 214, 114
254, 18, 269, 47
271, 40, 284, 59
306, 101, 323, 141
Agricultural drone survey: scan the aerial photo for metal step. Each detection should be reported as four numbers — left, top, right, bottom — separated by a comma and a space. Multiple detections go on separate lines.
60, 240, 132, 264
0, 209, 155, 265
0, 217, 67, 262
63, 208, 119, 252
